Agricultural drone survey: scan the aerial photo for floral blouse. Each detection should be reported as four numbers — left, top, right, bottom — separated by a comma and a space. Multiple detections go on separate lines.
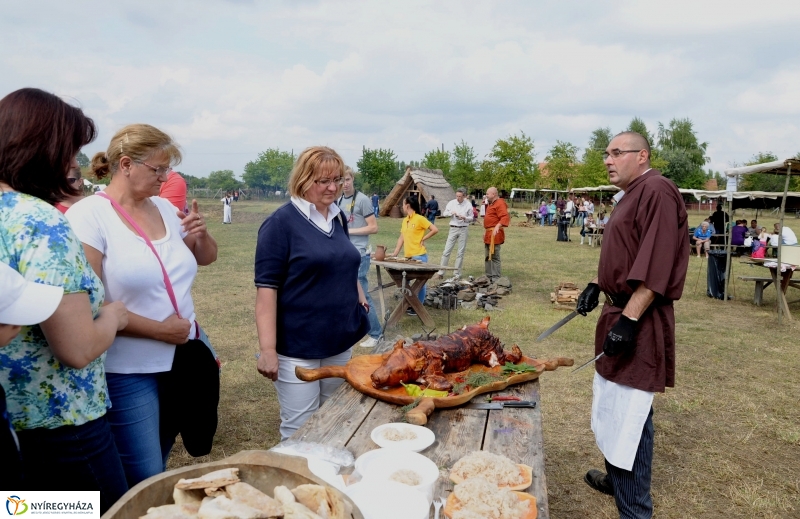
0, 191, 108, 430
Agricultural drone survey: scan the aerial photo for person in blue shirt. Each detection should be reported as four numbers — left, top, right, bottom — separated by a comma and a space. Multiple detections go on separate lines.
425, 195, 439, 224
693, 221, 712, 258
371, 193, 380, 218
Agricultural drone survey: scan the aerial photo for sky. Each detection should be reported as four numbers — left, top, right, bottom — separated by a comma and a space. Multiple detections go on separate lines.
2, 0, 799, 178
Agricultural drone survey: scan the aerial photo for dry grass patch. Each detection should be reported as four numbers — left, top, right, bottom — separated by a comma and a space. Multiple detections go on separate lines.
170, 200, 800, 518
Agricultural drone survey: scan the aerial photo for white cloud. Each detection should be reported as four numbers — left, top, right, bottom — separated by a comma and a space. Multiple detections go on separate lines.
0, 0, 797, 176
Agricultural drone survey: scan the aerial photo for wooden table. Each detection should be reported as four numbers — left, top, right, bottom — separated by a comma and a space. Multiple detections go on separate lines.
289, 339, 550, 519
371, 259, 455, 330
743, 259, 799, 318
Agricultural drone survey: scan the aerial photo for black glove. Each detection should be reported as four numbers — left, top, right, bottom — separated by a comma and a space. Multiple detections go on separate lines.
603, 315, 638, 356
576, 283, 601, 316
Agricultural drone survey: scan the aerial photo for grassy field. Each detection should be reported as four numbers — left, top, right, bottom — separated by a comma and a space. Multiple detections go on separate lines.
170, 198, 800, 518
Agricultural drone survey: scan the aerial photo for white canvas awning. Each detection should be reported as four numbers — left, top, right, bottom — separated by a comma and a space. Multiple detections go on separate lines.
570, 185, 620, 193
678, 188, 800, 201
724, 158, 800, 177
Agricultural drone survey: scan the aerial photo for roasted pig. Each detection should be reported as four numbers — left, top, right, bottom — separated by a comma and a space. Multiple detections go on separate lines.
370, 316, 523, 391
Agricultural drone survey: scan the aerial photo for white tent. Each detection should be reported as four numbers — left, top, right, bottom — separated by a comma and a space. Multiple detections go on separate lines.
724, 158, 800, 320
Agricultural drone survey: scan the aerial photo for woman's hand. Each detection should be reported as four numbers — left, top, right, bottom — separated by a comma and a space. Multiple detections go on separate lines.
257, 349, 279, 381
101, 301, 129, 331
158, 314, 192, 344
178, 200, 207, 238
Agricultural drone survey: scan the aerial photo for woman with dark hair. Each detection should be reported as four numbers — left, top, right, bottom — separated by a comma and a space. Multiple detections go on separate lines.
255, 146, 369, 439
391, 195, 439, 313
0, 88, 129, 512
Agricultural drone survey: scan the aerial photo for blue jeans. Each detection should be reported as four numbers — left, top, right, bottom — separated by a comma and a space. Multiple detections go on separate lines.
17, 416, 128, 514
412, 253, 428, 302
358, 254, 383, 338
373, 205, 379, 218
106, 372, 174, 488
540, 214, 547, 226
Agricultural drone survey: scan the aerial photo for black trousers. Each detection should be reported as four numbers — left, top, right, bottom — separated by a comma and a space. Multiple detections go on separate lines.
605, 407, 654, 519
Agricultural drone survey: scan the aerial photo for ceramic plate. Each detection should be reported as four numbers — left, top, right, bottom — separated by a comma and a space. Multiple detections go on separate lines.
370, 423, 435, 452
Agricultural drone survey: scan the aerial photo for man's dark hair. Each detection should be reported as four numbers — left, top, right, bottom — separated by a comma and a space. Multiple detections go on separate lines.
615, 131, 651, 160
0, 88, 96, 204
716, 204, 723, 211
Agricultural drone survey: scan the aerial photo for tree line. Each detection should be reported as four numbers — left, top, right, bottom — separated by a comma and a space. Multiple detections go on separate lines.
80, 119, 799, 195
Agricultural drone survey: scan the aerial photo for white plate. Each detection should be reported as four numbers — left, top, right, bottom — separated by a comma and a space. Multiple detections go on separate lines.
345, 480, 429, 519
370, 423, 435, 452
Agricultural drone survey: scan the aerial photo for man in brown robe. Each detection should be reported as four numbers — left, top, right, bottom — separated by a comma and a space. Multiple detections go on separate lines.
483, 187, 510, 282
576, 131, 689, 518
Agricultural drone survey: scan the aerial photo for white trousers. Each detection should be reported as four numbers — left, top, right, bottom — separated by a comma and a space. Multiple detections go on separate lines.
223, 204, 232, 223
439, 226, 469, 276
275, 349, 352, 440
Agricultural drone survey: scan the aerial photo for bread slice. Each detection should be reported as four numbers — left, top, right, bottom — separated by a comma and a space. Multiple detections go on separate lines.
443, 491, 537, 519
197, 496, 269, 519
173, 488, 205, 506
272, 487, 322, 519
141, 503, 200, 519
225, 482, 283, 517
176, 468, 240, 490
450, 463, 533, 491
290, 485, 348, 519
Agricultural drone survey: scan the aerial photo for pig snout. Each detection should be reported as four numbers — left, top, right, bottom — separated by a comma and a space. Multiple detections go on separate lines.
371, 368, 389, 388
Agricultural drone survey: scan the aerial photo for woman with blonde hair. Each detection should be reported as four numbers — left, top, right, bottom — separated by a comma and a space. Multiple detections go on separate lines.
67, 124, 218, 486
0, 88, 129, 512
255, 146, 369, 439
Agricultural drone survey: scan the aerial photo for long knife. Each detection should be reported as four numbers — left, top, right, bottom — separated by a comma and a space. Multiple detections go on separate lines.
466, 401, 537, 410
571, 353, 604, 374
536, 310, 579, 341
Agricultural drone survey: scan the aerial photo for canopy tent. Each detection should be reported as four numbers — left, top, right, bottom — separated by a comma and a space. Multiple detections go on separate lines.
679, 188, 800, 211
570, 185, 620, 193
722, 158, 800, 320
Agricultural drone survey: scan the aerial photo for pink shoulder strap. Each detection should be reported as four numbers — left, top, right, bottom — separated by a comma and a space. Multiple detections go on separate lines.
96, 192, 182, 318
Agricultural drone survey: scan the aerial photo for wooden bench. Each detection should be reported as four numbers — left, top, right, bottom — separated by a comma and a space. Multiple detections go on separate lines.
738, 276, 773, 305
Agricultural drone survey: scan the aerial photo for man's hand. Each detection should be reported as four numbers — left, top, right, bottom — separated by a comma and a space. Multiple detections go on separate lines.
603, 315, 638, 356
576, 283, 601, 316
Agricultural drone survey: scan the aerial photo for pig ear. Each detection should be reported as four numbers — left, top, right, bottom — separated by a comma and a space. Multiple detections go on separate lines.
480, 316, 490, 328
393, 340, 405, 350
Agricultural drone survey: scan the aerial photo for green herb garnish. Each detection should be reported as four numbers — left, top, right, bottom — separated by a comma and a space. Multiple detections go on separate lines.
501, 362, 538, 376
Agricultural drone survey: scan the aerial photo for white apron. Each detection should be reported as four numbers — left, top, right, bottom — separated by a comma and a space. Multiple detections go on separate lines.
591, 372, 654, 471
222, 198, 232, 223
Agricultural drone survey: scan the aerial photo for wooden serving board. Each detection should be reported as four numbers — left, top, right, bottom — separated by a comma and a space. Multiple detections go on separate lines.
296, 355, 573, 425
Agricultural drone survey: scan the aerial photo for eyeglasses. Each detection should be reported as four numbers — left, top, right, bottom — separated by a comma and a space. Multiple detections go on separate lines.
66, 177, 82, 185
603, 149, 642, 160
314, 177, 344, 187
136, 161, 171, 176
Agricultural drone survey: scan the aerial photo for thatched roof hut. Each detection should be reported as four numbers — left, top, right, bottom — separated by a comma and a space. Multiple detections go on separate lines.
380, 167, 456, 217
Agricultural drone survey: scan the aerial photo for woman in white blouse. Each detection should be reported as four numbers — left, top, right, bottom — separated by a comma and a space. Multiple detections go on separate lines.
67, 124, 218, 487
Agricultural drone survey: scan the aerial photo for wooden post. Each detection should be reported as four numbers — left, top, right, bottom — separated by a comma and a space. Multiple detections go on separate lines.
776, 162, 792, 323
724, 196, 733, 301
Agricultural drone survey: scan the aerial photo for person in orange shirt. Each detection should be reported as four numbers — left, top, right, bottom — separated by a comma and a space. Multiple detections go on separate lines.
483, 187, 510, 282
159, 170, 188, 214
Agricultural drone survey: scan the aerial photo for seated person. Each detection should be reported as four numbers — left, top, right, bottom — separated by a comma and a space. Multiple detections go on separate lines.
597, 212, 608, 227
731, 220, 748, 246
748, 219, 760, 237
693, 222, 713, 258
580, 214, 596, 245
774, 222, 798, 246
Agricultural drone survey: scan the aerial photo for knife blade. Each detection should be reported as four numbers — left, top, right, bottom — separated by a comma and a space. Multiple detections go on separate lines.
571, 353, 604, 374
536, 310, 579, 341
466, 401, 537, 410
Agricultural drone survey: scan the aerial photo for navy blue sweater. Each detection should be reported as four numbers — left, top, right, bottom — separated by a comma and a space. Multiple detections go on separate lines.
255, 203, 369, 359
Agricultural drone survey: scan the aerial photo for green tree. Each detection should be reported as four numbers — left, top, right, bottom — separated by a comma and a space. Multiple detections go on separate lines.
544, 141, 579, 190
76, 151, 90, 168
574, 149, 609, 188
656, 118, 708, 189
183, 173, 208, 189
450, 140, 479, 191
357, 148, 399, 195
482, 132, 538, 191
740, 152, 800, 191
243, 149, 294, 190
421, 148, 451, 178
583, 127, 612, 160
626, 117, 655, 146
207, 170, 241, 192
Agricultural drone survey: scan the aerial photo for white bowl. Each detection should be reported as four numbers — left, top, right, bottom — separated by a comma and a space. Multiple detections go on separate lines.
370, 423, 435, 452
359, 449, 441, 505
345, 480, 429, 519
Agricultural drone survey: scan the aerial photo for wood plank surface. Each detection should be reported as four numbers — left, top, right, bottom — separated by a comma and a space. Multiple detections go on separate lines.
482, 380, 549, 519
291, 384, 377, 448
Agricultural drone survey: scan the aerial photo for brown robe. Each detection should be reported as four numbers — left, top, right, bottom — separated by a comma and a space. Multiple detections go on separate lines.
595, 169, 689, 393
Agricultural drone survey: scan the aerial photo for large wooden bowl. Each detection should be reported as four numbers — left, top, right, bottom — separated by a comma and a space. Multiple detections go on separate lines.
101, 450, 363, 519
296, 355, 573, 425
